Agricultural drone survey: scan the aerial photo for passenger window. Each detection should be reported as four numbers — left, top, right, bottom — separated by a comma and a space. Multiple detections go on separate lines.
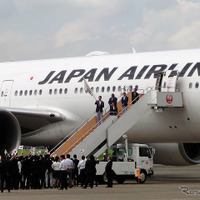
74, 88, 78, 94
91, 87, 94, 92
107, 86, 110, 92
129, 85, 133, 91
59, 88, 63, 94
189, 82, 192, 89
195, 82, 199, 89
96, 87, 99, 93
80, 87, 83, 93
101, 87, 105, 93
64, 88, 68, 94
34, 90, 37, 95
29, 90, 33, 96
112, 86, 116, 92
15, 91, 18, 96
39, 89, 42, 95
19, 90, 23, 96
54, 89, 58, 95
118, 86, 121, 92
49, 89, 52, 95
24, 90, 28, 96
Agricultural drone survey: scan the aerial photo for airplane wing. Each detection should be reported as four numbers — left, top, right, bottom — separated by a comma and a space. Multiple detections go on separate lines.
2, 107, 66, 133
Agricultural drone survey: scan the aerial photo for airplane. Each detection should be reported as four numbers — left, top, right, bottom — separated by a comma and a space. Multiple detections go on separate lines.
0, 48, 200, 166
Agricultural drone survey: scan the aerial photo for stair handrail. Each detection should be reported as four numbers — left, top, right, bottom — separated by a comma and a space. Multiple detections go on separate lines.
50, 92, 125, 154
61, 108, 112, 155
50, 111, 96, 154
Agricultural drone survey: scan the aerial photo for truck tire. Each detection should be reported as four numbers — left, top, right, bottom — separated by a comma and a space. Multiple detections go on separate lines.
103, 173, 108, 183
136, 170, 146, 184
116, 175, 126, 184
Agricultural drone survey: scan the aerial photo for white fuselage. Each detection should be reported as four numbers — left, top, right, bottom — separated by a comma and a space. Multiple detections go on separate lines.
0, 49, 200, 146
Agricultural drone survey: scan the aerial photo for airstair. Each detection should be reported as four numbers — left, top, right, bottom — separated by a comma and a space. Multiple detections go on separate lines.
50, 91, 133, 157
51, 86, 183, 159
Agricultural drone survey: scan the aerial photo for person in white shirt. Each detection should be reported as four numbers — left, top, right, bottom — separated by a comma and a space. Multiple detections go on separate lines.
59, 155, 67, 190
78, 155, 86, 187
52, 156, 60, 188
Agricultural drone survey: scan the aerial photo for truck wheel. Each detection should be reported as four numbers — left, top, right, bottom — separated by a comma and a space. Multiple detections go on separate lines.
103, 173, 108, 183
136, 171, 146, 184
116, 175, 125, 184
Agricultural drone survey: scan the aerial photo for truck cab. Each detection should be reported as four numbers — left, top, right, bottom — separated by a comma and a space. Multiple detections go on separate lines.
116, 143, 154, 182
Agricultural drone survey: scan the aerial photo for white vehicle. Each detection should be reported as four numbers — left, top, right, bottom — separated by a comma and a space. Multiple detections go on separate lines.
96, 143, 154, 184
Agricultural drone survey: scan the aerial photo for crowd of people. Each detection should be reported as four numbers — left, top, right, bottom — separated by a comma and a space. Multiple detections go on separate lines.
0, 89, 140, 193
0, 153, 113, 193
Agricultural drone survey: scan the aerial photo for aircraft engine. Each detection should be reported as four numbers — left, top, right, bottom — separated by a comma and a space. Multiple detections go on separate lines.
0, 109, 21, 153
151, 143, 200, 166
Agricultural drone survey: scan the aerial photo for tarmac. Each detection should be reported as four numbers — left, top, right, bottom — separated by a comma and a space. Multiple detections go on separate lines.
1, 164, 200, 200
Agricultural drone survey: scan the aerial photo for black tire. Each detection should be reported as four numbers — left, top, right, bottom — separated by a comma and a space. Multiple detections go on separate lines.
103, 173, 108, 183
136, 170, 147, 184
116, 175, 126, 184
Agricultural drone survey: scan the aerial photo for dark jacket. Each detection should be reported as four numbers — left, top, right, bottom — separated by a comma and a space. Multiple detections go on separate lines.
85, 159, 97, 175
95, 100, 104, 113
0, 160, 8, 176
105, 160, 113, 174
9, 157, 19, 175
121, 96, 128, 107
21, 157, 31, 175
108, 97, 118, 112
132, 91, 139, 104
44, 158, 53, 172
31, 158, 40, 175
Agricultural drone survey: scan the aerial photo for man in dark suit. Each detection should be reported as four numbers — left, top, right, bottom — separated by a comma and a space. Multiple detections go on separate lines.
132, 88, 139, 104
21, 155, 31, 189
105, 157, 113, 188
121, 92, 129, 113
95, 96, 104, 126
0, 155, 10, 193
108, 94, 117, 116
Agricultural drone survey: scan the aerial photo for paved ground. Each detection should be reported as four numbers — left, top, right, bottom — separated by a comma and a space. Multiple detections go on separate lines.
1, 164, 200, 200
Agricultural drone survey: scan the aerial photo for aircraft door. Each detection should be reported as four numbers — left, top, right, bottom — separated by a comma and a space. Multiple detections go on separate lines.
0, 80, 14, 107
161, 71, 179, 92
155, 71, 179, 92
155, 72, 164, 91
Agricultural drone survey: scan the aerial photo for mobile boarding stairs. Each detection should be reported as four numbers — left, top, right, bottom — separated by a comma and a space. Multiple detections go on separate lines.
50, 88, 183, 159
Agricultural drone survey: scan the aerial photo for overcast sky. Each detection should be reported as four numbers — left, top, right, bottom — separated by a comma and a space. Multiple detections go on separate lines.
0, 0, 200, 62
